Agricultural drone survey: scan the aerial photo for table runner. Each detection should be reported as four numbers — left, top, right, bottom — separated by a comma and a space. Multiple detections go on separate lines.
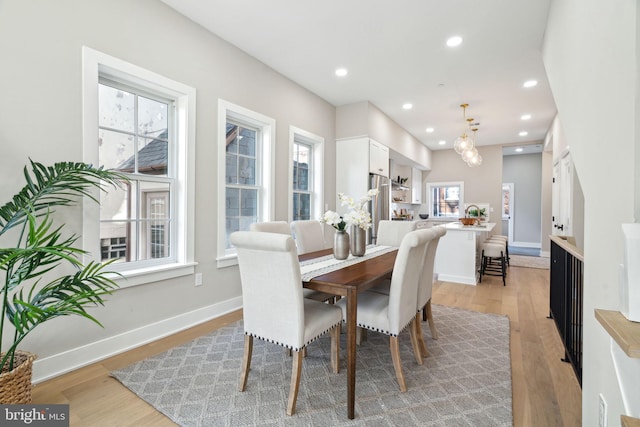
300, 244, 396, 281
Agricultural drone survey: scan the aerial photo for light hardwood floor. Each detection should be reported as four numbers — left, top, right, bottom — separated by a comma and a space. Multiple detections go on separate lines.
32, 263, 581, 426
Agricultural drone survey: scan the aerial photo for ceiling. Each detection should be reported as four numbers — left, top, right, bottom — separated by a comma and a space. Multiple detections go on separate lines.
160, 0, 556, 153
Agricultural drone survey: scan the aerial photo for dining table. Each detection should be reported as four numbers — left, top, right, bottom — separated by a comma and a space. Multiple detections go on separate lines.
298, 246, 398, 420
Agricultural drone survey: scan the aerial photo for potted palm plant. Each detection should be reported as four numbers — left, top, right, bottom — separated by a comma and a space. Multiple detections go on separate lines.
0, 160, 126, 403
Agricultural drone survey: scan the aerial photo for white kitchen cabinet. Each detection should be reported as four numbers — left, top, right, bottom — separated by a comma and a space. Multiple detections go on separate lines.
336, 137, 389, 215
369, 139, 389, 177
411, 167, 422, 204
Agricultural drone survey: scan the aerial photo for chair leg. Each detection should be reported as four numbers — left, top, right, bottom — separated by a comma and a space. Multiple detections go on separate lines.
409, 318, 424, 365
501, 252, 507, 286
426, 300, 438, 340
414, 316, 429, 358
286, 350, 304, 416
330, 324, 340, 374
239, 335, 253, 392
390, 336, 407, 392
356, 326, 367, 345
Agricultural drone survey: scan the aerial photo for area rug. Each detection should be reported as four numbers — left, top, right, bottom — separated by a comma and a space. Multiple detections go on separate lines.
111, 305, 512, 426
509, 254, 550, 269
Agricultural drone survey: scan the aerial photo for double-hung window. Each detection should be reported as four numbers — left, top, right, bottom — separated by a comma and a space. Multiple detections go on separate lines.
82, 47, 196, 287
427, 181, 464, 218
290, 127, 324, 222
98, 80, 173, 264
292, 140, 311, 220
217, 100, 275, 267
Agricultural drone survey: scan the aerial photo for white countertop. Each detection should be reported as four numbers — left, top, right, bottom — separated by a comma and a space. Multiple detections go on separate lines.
443, 222, 496, 232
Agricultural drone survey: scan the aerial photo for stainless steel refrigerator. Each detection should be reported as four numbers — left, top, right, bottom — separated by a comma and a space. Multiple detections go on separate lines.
369, 173, 390, 244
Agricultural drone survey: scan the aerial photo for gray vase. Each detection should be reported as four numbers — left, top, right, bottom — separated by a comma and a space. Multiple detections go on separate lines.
350, 225, 366, 257
333, 230, 350, 260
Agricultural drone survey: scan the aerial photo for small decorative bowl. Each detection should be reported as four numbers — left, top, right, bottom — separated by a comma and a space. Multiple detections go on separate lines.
418, 214, 429, 219
459, 217, 477, 226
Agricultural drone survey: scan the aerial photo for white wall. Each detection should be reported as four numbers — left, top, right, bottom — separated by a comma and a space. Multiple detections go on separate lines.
0, 0, 336, 381
336, 101, 432, 170
425, 145, 503, 234
543, 0, 638, 424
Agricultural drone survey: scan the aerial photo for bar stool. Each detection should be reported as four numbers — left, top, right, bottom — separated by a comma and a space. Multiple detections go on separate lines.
479, 241, 507, 286
486, 235, 509, 265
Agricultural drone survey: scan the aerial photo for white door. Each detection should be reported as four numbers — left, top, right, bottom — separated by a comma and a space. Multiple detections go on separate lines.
553, 152, 573, 236
502, 183, 514, 245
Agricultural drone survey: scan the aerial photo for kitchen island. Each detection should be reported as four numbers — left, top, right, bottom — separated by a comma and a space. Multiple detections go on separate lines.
433, 221, 496, 285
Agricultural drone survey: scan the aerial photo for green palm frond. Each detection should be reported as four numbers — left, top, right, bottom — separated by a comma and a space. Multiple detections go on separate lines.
0, 160, 126, 237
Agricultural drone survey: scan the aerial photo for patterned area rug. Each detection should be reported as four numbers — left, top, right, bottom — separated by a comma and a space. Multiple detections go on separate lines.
509, 255, 550, 269
111, 305, 512, 426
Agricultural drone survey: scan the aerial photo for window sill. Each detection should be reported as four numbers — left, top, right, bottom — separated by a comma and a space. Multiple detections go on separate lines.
217, 254, 238, 269
109, 262, 197, 288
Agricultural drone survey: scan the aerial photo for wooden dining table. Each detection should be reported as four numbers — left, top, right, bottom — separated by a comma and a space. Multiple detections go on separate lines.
299, 248, 398, 420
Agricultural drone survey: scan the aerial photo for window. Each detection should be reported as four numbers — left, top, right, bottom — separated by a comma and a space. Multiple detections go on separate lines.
98, 81, 172, 264
225, 122, 259, 246
217, 100, 275, 267
289, 127, 324, 222
427, 182, 464, 218
292, 141, 311, 220
82, 47, 196, 287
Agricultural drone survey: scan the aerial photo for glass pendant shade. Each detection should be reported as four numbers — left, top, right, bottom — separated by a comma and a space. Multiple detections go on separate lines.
467, 153, 482, 167
454, 135, 471, 154
462, 146, 478, 162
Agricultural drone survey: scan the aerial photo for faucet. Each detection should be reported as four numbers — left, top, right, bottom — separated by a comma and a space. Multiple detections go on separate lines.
465, 204, 481, 224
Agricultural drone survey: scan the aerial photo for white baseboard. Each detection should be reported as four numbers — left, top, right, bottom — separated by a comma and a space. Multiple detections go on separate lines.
510, 241, 542, 249
32, 296, 243, 384
436, 273, 477, 286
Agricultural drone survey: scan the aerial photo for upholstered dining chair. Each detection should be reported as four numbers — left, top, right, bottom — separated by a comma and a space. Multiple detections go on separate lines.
291, 220, 326, 254
248, 221, 332, 303
414, 225, 446, 357
336, 229, 431, 392
249, 220, 291, 235
367, 220, 417, 296
375, 220, 417, 246
231, 231, 342, 416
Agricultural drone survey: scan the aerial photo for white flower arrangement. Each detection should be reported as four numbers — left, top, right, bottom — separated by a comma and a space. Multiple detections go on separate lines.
321, 189, 379, 231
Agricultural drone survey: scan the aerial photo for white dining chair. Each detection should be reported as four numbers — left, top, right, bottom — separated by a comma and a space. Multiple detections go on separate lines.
248, 221, 332, 302
367, 220, 417, 296
249, 221, 291, 235
414, 225, 446, 357
336, 228, 431, 392
291, 220, 326, 254
322, 222, 336, 249
375, 220, 417, 246
231, 231, 342, 416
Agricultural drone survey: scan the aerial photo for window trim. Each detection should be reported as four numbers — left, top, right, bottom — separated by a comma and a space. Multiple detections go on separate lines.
82, 46, 196, 288
288, 126, 324, 222
426, 181, 464, 219
217, 99, 275, 268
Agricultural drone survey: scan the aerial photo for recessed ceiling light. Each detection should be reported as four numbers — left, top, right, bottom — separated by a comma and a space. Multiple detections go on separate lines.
438, 140, 446, 145
426, 127, 434, 133
519, 131, 528, 137
335, 68, 348, 77
446, 36, 463, 47
402, 103, 413, 110
515, 147, 524, 152
520, 114, 532, 120
523, 80, 538, 88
